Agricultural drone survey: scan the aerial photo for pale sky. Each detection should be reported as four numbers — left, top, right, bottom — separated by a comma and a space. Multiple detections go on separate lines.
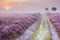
0, 0, 60, 13
0, 0, 60, 8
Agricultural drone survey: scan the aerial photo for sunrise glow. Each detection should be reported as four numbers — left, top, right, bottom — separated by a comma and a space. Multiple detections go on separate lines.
4, 6, 11, 10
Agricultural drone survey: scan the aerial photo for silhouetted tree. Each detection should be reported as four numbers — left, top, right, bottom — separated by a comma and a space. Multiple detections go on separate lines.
45, 8, 49, 11
51, 7, 57, 11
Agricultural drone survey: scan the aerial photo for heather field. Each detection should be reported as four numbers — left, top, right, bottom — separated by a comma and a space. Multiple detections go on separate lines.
0, 13, 60, 40
0, 13, 41, 40
47, 13, 60, 40
0, 0, 60, 40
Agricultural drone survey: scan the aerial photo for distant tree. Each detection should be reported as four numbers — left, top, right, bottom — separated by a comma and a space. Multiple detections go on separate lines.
51, 7, 57, 11
45, 8, 49, 11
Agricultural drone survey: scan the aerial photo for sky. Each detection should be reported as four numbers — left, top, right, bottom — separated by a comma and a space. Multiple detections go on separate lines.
0, 0, 60, 13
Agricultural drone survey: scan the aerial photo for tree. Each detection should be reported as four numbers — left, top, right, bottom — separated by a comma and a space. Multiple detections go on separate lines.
45, 8, 49, 11
51, 7, 57, 11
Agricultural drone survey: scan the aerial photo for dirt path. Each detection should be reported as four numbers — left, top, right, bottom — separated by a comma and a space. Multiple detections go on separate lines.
16, 19, 41, 40
31, 15, 51, 40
